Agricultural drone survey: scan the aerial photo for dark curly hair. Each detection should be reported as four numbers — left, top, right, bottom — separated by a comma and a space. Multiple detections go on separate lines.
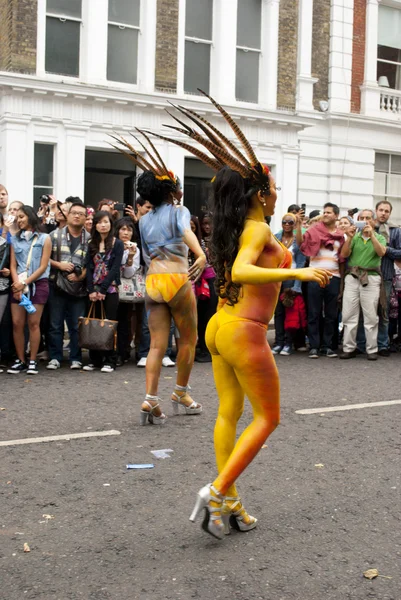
136, 171, 177, 207
209, 167, 263, 305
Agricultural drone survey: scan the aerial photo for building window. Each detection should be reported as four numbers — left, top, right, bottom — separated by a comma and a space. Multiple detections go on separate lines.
45, 0, 82, 77
236, 0, 261, 103
377, 5, 401, 90
374, 153, 401, 209
184, 0, 213, 95
33, 144, 54, 208
107, 0, 141, 84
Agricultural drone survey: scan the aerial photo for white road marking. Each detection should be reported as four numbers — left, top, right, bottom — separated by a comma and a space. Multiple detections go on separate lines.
296, 399, 401, 415
0, 430, 121, 447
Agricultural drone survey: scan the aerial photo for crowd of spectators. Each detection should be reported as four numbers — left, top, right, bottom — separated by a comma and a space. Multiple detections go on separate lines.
0, 184, 217, 375
1, 183, 399, 373
271, 201, 401, 360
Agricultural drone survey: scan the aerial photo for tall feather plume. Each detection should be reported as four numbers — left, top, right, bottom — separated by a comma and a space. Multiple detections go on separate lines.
141, 130, 224, 172
135, 128, 170, 177
170, 102, 249, 166
109, 135, 156, 174
162, 124, 249, 177
198, 89, 259, 167
129, 132, 165, 174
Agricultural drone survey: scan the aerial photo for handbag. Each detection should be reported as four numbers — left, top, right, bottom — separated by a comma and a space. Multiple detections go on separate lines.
119, 267, 146, 303
78, 301, 118, 351
55, 229, 87, 297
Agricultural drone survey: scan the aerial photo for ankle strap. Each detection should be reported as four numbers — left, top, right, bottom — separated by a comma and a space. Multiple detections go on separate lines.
174, 384, 188, 393
145, 394, 161, 401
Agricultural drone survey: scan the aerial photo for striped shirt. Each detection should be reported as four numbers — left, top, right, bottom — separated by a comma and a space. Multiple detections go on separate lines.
310, 241, 341, 277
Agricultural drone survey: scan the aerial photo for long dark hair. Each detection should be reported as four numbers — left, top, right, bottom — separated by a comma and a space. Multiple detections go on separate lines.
190, 215, 202, 244
20, 205, 44, 233
89, 211, 114, 256
210, 167, 255, 305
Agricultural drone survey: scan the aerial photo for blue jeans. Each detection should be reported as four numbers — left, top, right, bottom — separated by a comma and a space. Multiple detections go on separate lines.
377, 280, 392, 350
138, 307, 174, 359
48, 285, 86, 363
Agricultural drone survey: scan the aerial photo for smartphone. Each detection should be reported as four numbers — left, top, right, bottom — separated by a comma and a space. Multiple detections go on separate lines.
114, 203, 126, 211
301, 203, 306, 213
6, 215, 15, 224
354, 221, 367, 230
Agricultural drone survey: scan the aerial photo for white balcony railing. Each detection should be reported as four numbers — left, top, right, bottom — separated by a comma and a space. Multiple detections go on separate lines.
380, 89, 401, 114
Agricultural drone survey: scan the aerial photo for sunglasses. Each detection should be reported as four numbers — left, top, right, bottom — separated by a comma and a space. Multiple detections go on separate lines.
282, 220, 295, 225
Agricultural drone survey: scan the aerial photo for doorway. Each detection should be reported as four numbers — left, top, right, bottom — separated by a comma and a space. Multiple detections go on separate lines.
84, 149, 136, 209
183, 158, 214, 217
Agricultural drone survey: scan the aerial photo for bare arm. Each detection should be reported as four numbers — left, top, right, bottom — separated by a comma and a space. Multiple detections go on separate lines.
295, 215, 303, 247
232, 222, 330, 287
183, 228, 206, 281
26, 237, 52, 284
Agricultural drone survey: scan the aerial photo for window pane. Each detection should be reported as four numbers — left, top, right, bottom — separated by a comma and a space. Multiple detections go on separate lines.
107, 25, 138, 84
185, 0, 213, 40
237, 0, 261, 49
391, 155, 401, 174
374, 172, 386, 196
378, 5, 401, 51
236, 49, 259, 103
34, 144, 54, 187
389, 173, 401, 196
184, 41, 210, 94
47, 0, 81, 18
45, 17, 80, 76
375, 153, 389, 172
108, 0, 140, 26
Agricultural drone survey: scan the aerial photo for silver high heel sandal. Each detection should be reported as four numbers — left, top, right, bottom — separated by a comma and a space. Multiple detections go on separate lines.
189, 483, 227, 540
171, 384, 202, 415
223, 496, 257, 534
139, 395, 167, 426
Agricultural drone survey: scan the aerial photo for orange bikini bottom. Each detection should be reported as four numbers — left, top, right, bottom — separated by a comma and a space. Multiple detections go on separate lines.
146, 273, 188, 304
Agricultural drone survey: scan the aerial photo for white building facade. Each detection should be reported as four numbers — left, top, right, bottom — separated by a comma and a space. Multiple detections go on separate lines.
0, 0, 400, 230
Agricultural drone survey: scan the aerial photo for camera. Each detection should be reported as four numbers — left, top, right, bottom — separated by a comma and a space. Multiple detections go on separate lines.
301, 203, 306, 213
354, 221, 367, 230
73, 265, 83, 276
348, 207, 359, 216
114, 202, 126, 212
39, 194, 51, 204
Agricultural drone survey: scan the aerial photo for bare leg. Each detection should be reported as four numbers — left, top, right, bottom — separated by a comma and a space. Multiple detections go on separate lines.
28, 305, 45, 361
10, 304, 27, 362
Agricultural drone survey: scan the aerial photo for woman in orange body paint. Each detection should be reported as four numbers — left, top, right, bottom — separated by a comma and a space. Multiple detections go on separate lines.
148, 91, 331, 539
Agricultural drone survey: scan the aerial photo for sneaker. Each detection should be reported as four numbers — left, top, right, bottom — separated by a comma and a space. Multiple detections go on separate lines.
37, 350, 49, 361
195, 350, 212, 363
378, 348, 390, 357
324, 349, 338, 358
271, 346, 283, 355
162, 356, 176, 367
280, 345, 292, 356
7, 360, 28, 374
308, 349, 319, 359
296, 346, 308, 352
101, 364, 114, 373
137, 357, 147, 367
0, 368, 3, 373
26, 360, 39, 375
70, 361, 82, 370
367, 352, 378, 361
46, 359, 61, 370
83, 364, 96, 372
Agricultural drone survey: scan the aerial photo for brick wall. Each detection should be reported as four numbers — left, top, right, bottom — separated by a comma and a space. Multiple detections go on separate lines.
155, 0, 179, 92
351, 0, 366, 113
0, 0, 37, 73
277, 0, 299, 110
312, 0, 330, 110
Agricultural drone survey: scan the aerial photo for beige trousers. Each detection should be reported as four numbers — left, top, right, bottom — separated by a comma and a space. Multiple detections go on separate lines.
342, 274, 381, 354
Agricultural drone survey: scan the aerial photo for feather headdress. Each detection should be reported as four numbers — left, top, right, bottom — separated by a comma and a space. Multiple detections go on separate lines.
109, 128, 178, 188
145, 89, 271, 195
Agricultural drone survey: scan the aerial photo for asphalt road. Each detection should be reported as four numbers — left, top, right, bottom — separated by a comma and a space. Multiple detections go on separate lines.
1, 341, 400, 600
